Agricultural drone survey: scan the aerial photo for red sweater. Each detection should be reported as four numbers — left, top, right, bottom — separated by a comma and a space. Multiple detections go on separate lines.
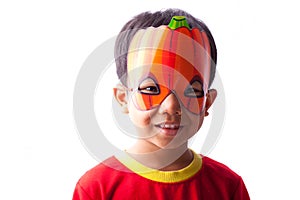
73, 153, 250, 200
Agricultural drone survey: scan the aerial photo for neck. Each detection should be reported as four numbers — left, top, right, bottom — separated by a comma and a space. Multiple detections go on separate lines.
126, 141, 193, 171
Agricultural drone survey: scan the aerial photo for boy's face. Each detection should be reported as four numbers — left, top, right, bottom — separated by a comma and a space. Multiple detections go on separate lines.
115, 26, 216, 149
125, 65, 207, 149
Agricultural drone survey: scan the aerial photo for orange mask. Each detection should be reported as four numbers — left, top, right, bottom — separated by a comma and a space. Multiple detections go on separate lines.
126, 16, 211, 115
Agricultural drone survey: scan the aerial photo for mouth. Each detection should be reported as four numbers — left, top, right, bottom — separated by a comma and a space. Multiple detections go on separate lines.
155, 122, 183, 136
156, 123, 180, 129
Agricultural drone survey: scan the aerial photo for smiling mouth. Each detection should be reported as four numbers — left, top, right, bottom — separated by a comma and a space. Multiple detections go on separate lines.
156, 123, 180, 129
155, 123, 182, 136
155, 121, 183, 130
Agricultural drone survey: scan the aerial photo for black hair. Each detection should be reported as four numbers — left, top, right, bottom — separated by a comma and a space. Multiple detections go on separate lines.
114, 8, 217, 87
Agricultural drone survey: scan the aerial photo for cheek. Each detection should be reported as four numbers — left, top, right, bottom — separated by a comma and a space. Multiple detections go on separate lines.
128, 104, 152, 128
196, 116, 205, 130
184, 112, 205, 134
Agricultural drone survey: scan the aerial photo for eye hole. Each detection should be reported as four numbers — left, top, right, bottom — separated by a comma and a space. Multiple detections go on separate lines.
184, 81, 204, 97
138, 78, 160, 95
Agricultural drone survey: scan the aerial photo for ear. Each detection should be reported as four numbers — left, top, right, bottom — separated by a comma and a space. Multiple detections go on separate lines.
113, 84, 129, 114
205, 89, 217, 116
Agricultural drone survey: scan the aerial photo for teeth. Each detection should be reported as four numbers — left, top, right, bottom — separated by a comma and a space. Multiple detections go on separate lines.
159, 124, 180, 129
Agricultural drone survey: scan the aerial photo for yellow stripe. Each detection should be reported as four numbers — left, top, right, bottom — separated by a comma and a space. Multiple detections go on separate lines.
116, 150, 202, 183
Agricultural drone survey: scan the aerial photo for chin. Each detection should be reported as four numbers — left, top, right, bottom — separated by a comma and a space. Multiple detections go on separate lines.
155, 139, 188, 150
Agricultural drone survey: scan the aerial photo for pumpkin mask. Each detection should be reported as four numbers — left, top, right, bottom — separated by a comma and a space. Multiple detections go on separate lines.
126, 16, 211, 115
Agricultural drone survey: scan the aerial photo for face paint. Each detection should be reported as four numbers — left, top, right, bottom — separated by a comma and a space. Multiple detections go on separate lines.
126, 16, 211, 115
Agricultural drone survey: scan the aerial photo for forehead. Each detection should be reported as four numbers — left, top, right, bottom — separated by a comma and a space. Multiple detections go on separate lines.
127, 25, 211, 86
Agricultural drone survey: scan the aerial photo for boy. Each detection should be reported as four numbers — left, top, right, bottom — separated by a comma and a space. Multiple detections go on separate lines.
73, 9, 250, 199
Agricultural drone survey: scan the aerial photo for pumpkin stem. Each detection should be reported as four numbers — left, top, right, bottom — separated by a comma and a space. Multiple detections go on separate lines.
168, 16, 191, 30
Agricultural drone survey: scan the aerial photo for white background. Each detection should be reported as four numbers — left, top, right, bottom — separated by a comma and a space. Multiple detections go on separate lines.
1, 0, 300, 199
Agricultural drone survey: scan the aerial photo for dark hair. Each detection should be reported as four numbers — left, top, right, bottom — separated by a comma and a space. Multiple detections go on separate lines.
114, 8, 217, 87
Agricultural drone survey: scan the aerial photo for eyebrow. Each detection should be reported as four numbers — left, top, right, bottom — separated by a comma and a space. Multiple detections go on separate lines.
137, 73, 159, 85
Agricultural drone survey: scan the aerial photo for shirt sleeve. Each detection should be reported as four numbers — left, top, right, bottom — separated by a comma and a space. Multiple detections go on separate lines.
232, 177, 251, 200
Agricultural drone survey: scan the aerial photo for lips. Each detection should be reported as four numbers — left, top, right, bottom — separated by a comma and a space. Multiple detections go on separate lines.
157, 123, 180, 129
155, 122, 182, 136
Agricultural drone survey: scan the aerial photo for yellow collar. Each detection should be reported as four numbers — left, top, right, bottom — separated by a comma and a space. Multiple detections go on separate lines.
116, 150, 202, 183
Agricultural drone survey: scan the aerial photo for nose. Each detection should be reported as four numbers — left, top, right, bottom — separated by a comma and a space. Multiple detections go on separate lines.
159, 92, 182, 115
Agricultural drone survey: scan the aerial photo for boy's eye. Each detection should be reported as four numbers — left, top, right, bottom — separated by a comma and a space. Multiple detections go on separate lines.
138, 78, 160, 95
184, 81, 204, 97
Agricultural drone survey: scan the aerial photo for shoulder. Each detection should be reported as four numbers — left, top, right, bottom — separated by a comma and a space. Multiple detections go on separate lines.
73, 156, 132, 199
77, 156, 129, 185
199, 156, 250, 199
201, 156, 240, 179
